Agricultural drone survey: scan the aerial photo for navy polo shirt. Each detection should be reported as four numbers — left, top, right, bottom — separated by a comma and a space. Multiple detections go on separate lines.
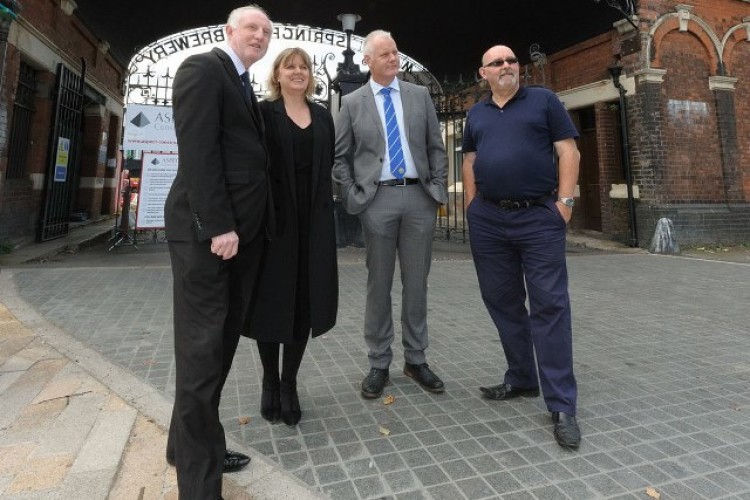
462, 86, 579, 200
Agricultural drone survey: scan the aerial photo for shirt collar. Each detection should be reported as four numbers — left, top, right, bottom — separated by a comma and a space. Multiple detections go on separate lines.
217, 44, 248, 75
370, 78, 400, 96
484, 85, 526, 107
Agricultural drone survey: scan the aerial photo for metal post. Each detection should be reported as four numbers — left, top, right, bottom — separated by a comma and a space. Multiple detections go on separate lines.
610, 65, 639, 248
332, 14, 367, 248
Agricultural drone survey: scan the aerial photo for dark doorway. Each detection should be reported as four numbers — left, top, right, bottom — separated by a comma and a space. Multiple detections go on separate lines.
574, 107, 602, 232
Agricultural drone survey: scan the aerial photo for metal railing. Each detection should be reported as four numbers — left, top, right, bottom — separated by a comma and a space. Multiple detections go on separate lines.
6, 61, 36, 179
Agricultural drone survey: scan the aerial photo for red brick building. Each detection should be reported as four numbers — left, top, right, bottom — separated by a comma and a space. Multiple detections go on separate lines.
0, 0, 124, 248
529, 0, 750, 246
1, 0, 747, 249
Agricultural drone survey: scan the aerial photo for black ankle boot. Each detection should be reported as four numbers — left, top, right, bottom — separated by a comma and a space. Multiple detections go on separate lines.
260, 378, 280, 423
279, 380, 301, 426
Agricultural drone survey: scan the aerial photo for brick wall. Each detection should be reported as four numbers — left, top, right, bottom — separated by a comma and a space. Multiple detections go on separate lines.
21, 0, 123, 92
546, 0, 750, 246
547, 33, 616, 92
732, 42, 750, 199
660, 32, 723, 203
0, 0, 125, 246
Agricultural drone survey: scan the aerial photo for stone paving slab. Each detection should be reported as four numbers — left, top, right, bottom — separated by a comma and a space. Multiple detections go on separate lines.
2, 248, 749, 499
0, 280, 327, 500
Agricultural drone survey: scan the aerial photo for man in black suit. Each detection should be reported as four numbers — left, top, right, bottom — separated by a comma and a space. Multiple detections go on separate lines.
163, 5, 272, 498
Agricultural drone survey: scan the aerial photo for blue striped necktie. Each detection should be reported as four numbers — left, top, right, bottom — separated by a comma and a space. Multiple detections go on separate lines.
380, 87, 405, 179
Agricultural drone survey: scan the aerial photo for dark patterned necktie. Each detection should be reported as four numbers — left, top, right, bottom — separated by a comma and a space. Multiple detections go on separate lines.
240, 71, 259, 113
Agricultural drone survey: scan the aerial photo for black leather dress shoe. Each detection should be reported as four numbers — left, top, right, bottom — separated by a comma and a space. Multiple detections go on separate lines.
404, 363, 444, 393
479, 383, 540, 400
361, 367, 389, 398
552, 412, 581, 449
223, 450, 251, 472
166, 450, 251, 473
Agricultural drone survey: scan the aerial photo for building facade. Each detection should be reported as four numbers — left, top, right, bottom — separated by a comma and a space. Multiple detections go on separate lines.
1, 0, 747, 250
0, 0, 124, 248
532, 0, 749, 246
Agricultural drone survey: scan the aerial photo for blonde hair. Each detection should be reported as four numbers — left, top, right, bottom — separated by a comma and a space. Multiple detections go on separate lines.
265, 48, 315, 101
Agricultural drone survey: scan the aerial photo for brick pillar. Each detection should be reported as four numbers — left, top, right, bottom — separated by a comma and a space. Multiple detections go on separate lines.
101, 113, 122, 214
629, 69, 669, 244
76, 103, 108, 219
594, 102, 631, 241
710, 76, 742, 204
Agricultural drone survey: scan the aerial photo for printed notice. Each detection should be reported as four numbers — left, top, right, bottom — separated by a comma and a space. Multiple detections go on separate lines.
53, 137, 70, 182
136, 152, 179, 229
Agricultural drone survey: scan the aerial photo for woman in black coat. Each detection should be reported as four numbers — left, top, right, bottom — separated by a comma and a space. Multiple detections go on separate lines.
243, 47, 338, 426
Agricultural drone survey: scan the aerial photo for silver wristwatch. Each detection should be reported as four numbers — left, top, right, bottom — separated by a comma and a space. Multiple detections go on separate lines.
558, 197, 575, 208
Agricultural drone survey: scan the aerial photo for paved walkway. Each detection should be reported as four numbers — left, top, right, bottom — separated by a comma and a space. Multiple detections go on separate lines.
1, 221, 749, 499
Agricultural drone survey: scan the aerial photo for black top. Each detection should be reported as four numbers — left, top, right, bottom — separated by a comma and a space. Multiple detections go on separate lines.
289, 117, 314, 339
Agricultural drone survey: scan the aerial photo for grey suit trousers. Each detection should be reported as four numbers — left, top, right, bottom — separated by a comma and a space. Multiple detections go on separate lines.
358, 183, 438, 368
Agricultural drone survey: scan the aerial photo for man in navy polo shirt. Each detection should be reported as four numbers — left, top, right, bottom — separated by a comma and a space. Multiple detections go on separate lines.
462, 44, 582, 449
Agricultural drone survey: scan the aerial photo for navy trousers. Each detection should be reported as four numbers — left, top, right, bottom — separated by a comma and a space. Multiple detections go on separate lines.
467, 196, 577, 415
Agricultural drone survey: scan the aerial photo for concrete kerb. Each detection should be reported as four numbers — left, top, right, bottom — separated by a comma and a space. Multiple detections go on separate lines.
0, 270, 324, 500
0, 217, 116, 267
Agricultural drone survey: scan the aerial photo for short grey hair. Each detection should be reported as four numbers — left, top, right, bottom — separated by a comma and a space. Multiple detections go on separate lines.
227, 4, 271, 28
361, 30, 393, 57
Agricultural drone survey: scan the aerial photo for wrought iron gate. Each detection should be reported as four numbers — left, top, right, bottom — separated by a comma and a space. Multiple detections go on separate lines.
39, 62, 86, 241
6, 62, 36, 179
433, 88, 471, 242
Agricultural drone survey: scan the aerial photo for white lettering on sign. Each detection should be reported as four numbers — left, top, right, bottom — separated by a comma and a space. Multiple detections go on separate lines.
126, 23, 439, 106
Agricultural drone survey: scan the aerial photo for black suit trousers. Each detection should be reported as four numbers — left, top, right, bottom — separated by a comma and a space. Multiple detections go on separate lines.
166, 237, 264, 499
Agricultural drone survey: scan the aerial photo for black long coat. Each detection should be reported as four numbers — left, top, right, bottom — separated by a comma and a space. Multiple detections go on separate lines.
165, 48, 270, 244
243, 98, 338, 343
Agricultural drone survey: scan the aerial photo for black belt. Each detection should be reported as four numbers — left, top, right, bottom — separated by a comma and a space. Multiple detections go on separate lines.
481, 193, 546, 209
378, 178, 419, 186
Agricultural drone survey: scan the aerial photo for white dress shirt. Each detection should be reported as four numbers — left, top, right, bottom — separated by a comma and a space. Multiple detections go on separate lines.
369, 78, 419, 181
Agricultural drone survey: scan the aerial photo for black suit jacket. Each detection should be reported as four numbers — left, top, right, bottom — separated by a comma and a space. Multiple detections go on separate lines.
244, 98, 338, 342
165, 48, 271, 244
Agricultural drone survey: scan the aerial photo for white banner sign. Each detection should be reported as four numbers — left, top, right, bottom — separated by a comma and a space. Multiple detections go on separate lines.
123, 104, 177, 152
136, 152, 179, 229
126, 23, 440, 107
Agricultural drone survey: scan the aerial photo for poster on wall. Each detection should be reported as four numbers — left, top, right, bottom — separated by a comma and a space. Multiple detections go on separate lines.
53, 137, 70, 182
136, 152, 179, 229
123, 103, 178, 152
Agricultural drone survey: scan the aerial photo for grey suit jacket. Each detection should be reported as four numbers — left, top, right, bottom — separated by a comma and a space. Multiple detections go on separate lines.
332, 79, 448, 215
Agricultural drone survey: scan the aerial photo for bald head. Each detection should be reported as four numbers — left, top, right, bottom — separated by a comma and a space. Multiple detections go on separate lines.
479, 45, 520, 98
481, 45, 515, 67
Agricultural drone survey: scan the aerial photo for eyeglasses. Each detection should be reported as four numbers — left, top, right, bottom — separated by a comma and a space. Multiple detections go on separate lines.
483, 57, 519, 68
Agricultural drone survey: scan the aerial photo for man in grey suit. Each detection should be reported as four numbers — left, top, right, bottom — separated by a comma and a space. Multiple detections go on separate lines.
333, 30, 449, 399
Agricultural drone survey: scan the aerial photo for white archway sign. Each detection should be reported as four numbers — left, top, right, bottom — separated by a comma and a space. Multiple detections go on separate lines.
122, 24, 441, 230
126, 23, 440, 106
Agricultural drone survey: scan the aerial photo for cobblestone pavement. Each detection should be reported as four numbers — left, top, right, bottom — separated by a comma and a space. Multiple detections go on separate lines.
3, 241, 750, 499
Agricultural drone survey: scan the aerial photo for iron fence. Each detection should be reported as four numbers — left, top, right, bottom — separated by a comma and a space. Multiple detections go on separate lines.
6, 61, 36, 179
123, 61, 481, 244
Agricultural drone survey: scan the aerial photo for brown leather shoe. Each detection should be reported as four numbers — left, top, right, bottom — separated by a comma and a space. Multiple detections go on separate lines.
479, 383, 539, 400
403, 363, 444, 393
361, 368, 389, 398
